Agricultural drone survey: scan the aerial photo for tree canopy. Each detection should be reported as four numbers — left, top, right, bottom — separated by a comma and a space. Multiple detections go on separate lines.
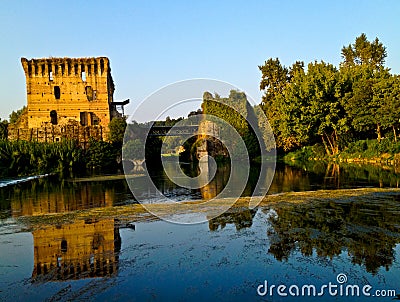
259, 34, 399, 155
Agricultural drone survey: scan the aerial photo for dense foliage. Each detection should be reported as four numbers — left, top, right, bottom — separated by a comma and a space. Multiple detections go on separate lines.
0, 138, 127, 177
0, 139, 85, 177
259, 34, 400, 156
201, 90, 261, 160
108, 117, 127, 148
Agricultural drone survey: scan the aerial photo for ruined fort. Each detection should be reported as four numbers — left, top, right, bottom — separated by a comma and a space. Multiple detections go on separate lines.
8, 57, 127, 142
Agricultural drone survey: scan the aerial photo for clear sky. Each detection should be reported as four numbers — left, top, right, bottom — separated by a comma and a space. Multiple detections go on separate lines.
1, 0, 399, 121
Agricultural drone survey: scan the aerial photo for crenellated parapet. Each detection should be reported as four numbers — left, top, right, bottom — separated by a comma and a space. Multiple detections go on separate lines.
21, 57, 111, 79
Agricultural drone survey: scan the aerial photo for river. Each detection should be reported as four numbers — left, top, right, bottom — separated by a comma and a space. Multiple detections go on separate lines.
0, 161, 399, 301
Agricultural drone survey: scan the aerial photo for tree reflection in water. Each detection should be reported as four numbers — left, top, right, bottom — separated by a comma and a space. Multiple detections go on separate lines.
264, 192, 400, 274
208, 208, 257, 231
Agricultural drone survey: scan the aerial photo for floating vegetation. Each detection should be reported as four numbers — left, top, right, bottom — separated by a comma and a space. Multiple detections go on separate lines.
15, 187, 400, 231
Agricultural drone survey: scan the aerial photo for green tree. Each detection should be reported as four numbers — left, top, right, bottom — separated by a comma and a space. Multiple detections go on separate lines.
259, 59, 289, 149
259, 59, 306, 151
202, 90, 260, 159
108, 117, 127, 146
281, 61, 345, 154
9, 106, 26, 124
339, 66, 392, 142
341, 33, 387, 68
374, 74, 400, 141
259, 58, 289, 101
338, 34, 390, 142
329, 33, 390, 146
86, 138, 118, 169
258, 33, 395, 155
122, 138, 144, 160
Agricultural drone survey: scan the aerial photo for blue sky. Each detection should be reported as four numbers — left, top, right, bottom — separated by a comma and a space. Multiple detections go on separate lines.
1, 0, 399, 121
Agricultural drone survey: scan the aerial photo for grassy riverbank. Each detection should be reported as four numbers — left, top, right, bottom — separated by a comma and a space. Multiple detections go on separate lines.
283, 139, 400, 166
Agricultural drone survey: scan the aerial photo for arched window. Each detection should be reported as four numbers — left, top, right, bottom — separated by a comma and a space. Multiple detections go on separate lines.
50, 110, 58, 125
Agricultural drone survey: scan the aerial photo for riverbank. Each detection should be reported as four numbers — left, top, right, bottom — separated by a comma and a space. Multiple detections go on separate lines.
283, 139, 400, 168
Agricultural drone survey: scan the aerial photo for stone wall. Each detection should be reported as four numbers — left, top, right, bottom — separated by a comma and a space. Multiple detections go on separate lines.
8, 121, 106, 145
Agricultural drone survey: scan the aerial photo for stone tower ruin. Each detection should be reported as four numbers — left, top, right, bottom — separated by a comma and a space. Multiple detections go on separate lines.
8, 57, 127, 142
20, 57, 119, 129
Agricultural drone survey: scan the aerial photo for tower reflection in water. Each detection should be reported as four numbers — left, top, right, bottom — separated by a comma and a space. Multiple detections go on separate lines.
31, 218, 121, 282
2, 177, 123, 282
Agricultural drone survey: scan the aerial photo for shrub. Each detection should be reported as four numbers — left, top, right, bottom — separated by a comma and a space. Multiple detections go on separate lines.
85, 138, 119, 169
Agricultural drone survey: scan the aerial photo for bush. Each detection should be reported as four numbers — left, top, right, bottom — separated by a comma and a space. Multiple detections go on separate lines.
345, 140, 368, 154
284, 146, 314, 162
342, 138, 400, 158
377, 138, 400, 154
85, 138, 119, 169
311, 143, 327, 158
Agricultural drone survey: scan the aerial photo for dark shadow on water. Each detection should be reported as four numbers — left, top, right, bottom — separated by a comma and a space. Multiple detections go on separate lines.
263, 191, 400, 274
207, 207, 257, 231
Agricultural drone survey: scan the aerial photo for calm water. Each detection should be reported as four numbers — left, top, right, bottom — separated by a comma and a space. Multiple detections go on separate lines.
0, 162, 400, 301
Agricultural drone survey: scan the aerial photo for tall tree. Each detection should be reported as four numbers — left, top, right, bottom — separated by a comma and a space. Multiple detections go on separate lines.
341, 67, 379, 139
374, 74, 400, 141
339, 34, 390, 142
258, 34, 395, 155
283, 61, 345, 155
259, 58, 289, 97
259, 58, 301, 150
341, 33, 387, 68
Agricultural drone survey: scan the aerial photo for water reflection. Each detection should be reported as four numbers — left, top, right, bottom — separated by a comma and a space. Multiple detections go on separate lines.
143, 161, 274, 201
1, 162, 400, 220
32, 218, 121, 282
264, 192, 400, 274
148, 161, 400, 202
0, 175, 133, 218
286, 161, 400, 189
0, 198, 399, 300
208, 208, 257, 231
